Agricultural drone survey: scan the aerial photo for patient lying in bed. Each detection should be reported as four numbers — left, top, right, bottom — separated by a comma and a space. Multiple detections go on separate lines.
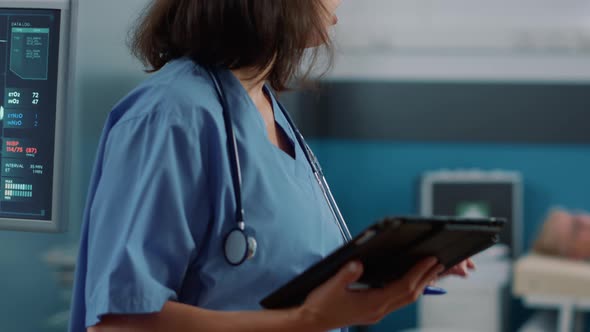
533, 209, 590, 260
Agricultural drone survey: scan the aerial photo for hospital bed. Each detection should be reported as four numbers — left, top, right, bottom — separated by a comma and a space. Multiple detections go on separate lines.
514, 254, 590, 332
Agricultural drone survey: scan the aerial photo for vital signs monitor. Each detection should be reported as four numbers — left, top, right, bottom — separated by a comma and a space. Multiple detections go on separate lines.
0, 0, 71, 232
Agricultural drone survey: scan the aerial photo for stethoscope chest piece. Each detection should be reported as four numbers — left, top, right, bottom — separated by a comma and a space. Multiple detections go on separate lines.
224, 226, 257, 266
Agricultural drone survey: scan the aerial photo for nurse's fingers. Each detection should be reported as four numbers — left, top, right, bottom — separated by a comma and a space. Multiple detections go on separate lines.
454, 261, 469, 277
382, 257, 438, 298
428, 277, 438, 287
467, 258, 476, 270
332, 261, 364, 290
440, 259, 472, 278
380, 262, 443, 313
408, 264, 445, 302
416, 264, 445, 292
400, 257, 439, 290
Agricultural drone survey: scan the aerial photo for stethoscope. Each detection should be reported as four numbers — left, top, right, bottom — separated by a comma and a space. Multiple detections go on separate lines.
207, 68, 353, 266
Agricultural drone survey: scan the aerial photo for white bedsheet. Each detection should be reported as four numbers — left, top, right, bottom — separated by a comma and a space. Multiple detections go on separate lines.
514, 254, 590, 299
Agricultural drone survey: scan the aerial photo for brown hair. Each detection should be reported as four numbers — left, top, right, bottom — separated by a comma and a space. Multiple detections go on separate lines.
130, 0, 334, 91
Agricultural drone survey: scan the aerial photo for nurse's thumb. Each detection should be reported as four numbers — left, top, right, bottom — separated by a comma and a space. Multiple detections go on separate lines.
335, 261, 364, 287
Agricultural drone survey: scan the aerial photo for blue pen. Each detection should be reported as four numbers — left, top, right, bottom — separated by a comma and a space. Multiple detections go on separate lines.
347, 284, 447, 294
423, 286, 447, 295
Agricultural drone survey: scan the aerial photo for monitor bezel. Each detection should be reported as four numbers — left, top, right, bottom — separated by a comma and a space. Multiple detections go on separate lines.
0, 0, 71, 232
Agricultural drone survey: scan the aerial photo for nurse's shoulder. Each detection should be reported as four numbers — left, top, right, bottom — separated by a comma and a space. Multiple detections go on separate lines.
107, 57, 223, 131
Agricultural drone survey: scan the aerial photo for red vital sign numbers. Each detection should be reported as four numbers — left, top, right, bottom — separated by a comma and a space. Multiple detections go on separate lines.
5, 140, 38, 155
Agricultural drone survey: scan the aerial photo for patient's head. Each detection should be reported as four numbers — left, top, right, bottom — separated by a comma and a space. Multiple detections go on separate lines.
570, 214, 590, 259
533, 209, 590, 260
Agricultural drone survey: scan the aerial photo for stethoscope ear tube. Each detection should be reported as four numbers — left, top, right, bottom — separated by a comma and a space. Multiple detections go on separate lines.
301, 135, 352, 243
318, 172, 353, 242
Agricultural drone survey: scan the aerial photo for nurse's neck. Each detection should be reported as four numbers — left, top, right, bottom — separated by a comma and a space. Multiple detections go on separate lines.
231, 67, 271, 112
230, 66, 295, 158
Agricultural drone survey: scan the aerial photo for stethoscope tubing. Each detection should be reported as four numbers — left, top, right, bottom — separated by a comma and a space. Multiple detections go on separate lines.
208, 67, 352, 247
209, 68, 246, 225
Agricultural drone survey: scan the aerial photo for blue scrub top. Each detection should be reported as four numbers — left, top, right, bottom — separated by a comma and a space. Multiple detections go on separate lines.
69, 58, 346, 331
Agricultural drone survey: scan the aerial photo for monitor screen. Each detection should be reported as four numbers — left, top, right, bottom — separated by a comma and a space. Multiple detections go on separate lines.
421, 170, 523, 258
431, 183, 515, 253
0, 8, 61, 222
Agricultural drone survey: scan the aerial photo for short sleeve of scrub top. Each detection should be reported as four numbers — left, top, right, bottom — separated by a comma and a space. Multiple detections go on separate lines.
69, 58, 346, 332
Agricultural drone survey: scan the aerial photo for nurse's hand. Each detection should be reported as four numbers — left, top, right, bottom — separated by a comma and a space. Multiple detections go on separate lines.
297, 257, 443, 330
440, 258, 476, 278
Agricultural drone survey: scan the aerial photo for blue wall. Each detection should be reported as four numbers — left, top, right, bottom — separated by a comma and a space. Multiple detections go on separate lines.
309, 139, 590, 331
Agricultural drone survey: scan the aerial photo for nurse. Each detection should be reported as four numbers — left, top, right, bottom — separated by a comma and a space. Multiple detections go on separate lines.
69, 0, 473, 331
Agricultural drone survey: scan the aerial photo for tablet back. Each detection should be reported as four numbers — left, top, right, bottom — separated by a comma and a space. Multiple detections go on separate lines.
260, 216, 505, 309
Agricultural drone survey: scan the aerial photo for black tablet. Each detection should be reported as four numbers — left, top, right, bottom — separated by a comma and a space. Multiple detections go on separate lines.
260, 216, 505, 309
